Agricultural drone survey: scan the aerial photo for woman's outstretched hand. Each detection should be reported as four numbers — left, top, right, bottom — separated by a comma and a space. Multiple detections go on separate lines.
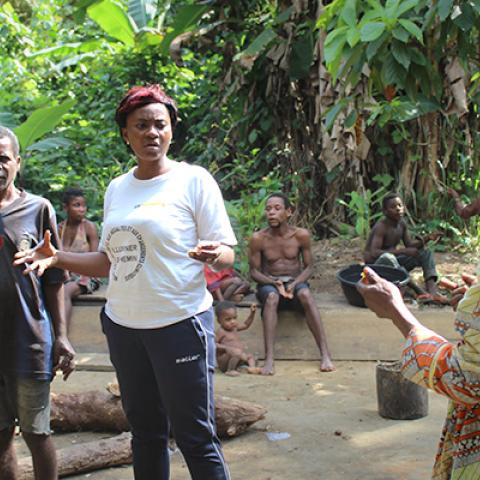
13, 230, 58, 276
356, 267, 406, 320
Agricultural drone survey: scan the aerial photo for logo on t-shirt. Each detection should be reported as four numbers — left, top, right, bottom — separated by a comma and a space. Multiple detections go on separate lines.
18, 233, 33, 252
105, 226, 146, 282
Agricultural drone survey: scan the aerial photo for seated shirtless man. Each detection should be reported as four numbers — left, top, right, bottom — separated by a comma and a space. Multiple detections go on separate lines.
364, 192, 439, 298
248, 192, 334, 375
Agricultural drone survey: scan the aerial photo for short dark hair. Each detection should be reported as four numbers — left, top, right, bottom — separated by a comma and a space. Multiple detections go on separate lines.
382, 192, 401, 210
266, 192, 292, 210
63, 187, 85, 205
215, 300, 236, 318
115, 84, 178, 130
0, 126, 20, 157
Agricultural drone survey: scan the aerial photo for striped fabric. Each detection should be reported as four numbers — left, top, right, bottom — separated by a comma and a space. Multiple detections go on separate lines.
400, 283, 480, 479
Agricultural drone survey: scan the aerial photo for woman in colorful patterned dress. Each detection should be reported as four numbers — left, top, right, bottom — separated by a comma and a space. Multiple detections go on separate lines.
358, 266, 480, 479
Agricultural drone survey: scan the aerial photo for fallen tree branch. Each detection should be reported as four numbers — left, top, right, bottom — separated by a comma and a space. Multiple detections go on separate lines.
18, 432, 132, 479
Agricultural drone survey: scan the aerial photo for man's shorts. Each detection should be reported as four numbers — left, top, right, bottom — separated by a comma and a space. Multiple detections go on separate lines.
256, 282, 309, 311
0, 374, 51, 435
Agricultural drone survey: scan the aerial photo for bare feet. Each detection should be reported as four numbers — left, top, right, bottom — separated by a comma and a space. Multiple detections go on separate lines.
417, 293, 450, 306
261, 359, 275, 375
247, 367, 262, 374
225, 370, 240, 377
320, 357, 335, 372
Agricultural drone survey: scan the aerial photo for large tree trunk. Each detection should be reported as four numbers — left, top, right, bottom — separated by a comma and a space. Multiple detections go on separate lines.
51, 391, 267, 439
18, 433, 132, 479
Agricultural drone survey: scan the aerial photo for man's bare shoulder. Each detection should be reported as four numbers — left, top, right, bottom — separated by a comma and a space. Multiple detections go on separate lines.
292, 226, 311, 239
249, 228, 270, 250
370, 218, 389, 234
251, 228, 270, 241
256, 227, 271, 236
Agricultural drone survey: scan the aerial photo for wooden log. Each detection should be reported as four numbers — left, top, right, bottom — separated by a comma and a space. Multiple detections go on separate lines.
51, 391, 267, 438
376, 361, 428, 420
18, 432, 132, 479
51, 391, 129, 432
215, 395, 267, 437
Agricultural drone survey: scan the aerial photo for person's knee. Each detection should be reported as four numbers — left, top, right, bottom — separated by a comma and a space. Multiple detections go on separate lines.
65, 282, 82, 299
296, 287, 312, 302
375, 252, 398, 266
240, 352, 251, 362
264, 292, 279, 308
297, 289, 317, 313
237, 280, 250, 293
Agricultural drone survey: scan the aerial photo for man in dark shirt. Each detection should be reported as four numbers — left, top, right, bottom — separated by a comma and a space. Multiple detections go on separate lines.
0, 126, 75, 479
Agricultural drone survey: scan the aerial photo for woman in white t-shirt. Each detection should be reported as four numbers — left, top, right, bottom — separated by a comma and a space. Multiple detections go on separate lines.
15, 85, 236, 480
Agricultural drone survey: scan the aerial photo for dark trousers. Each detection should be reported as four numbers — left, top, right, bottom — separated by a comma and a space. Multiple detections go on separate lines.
101, 308, 230, 480
375, 250, 438, 282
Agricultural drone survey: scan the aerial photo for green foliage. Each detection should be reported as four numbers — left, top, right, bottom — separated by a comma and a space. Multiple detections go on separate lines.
320, 0, 424, 85
337, 174, 394, 238
366, 96, 439, 128
87, 0, 137, 47
158, 4, 210, 55
15, 99, 76, 150
318, 0, 480, 152
128, 0, 157, 29
234, 28, 278, 60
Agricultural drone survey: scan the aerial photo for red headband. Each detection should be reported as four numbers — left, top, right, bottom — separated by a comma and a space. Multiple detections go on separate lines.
115, 85, 178, 129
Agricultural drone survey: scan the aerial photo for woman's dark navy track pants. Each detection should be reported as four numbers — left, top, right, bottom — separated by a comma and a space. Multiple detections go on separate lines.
101, 308, 230, 480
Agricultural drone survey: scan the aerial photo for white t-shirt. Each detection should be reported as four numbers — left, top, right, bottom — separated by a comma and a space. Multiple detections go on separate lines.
99, 161, 237, 328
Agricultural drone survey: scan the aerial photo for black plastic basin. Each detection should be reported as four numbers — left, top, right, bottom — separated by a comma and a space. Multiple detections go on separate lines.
336, 264, 409, 308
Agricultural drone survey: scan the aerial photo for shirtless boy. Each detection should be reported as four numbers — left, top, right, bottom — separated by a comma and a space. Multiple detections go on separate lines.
364, 192, 439, 297
215, 301, 260, 376
248, 192, 334, 375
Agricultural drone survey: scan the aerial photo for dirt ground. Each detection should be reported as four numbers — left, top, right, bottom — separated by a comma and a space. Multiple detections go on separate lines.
15, 362, 448, 480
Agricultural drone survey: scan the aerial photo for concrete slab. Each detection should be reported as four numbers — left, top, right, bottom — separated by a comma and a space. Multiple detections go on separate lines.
70, 291, 458, 361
